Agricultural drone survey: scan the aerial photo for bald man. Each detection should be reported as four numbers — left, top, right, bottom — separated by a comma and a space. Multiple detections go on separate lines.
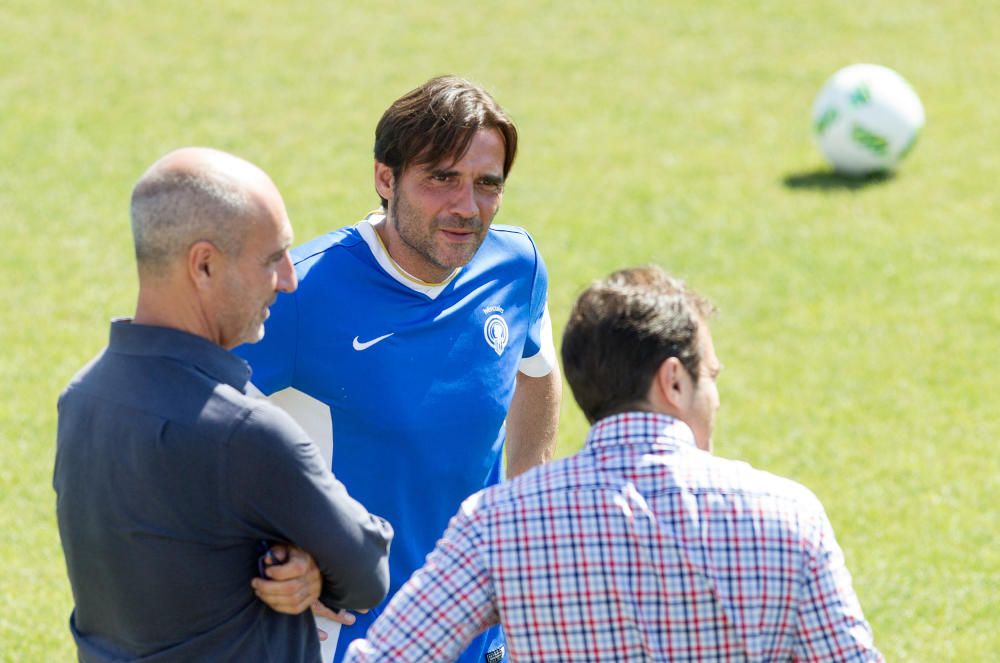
54, 148, 392, 662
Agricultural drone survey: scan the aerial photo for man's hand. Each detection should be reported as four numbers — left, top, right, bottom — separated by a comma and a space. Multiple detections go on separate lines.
312, 600, 368, 641
251, 544, 321, 614
312, 600, 365, 626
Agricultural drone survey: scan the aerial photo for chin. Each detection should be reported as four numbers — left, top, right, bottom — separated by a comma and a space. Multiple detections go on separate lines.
444, 249, 479, 270
239, 324, 266, 347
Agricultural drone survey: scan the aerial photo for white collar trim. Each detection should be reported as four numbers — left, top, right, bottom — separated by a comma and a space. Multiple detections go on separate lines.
356, 214, 458, 300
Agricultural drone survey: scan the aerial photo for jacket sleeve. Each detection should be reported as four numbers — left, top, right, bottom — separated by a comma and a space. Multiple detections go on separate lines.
226, 401, 393, 610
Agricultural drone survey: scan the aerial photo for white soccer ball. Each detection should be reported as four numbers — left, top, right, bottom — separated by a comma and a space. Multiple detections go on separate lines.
811, 64, 925, 176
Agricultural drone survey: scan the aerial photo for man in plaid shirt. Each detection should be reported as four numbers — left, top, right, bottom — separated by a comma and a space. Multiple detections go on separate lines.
346, 265, 882, 662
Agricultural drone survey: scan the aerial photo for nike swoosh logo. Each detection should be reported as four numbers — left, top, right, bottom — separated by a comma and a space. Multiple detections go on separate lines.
352, 333, 394, 351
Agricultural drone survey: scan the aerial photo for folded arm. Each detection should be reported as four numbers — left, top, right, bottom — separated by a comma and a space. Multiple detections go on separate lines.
231, 404, 393, 612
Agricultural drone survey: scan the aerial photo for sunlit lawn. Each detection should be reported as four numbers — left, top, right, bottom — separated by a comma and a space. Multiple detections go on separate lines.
1, 2, 996, 660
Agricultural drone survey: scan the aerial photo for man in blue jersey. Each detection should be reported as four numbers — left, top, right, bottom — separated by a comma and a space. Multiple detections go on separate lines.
237, 76, 561, 662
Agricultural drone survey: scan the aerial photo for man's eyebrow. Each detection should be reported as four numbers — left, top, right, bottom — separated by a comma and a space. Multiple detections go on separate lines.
266, 246, 289, 262
427, 168, 504, 185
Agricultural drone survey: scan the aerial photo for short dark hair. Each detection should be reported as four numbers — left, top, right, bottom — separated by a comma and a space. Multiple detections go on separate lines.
373, 75, 518, 207
561, 265, 715, 423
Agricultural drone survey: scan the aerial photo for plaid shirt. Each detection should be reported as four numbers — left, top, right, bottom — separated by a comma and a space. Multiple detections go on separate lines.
346, 412, 882, 662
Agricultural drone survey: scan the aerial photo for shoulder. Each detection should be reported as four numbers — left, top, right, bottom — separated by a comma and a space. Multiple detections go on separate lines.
467, 225, 544, 279
485, 224, 540, 256
290, 226, 367, 278
229, 392, 307, 446
216, 393, 335, 521
193, 383, 307, 458
58, 349, 107, 401
691, 450, 827, 518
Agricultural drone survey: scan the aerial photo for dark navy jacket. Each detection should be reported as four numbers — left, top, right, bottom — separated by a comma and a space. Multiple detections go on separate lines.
54, 320, 392, 662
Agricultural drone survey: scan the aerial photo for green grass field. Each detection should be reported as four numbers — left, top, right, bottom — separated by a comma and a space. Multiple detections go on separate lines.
2, 1, 997, 660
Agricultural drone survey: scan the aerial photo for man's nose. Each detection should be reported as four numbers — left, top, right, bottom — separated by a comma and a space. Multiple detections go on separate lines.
449, 182, 478, 219
277, 252, 297, 292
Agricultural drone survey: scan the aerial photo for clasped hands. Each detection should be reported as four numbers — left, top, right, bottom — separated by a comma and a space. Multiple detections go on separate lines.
250, 543, 366, 640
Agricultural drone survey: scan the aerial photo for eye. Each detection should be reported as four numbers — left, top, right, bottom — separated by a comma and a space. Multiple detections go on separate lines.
478, 178, 504, 193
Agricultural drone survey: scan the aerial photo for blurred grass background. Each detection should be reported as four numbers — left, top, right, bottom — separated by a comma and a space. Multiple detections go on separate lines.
1, 1, 996, 659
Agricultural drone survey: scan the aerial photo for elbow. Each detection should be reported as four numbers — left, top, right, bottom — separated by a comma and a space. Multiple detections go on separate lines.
324, 516, 393, 610
359, 519, 393, 606
347, 557, 391, 609
323, 549, 390, 610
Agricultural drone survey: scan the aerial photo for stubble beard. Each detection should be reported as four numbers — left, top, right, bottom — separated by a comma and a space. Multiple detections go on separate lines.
220, 270, 271, 348
249, 294, 277, 344
390, 190, 488, 277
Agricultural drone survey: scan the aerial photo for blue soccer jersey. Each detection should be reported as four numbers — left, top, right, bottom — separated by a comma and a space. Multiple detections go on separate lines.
236, 214, 555, 663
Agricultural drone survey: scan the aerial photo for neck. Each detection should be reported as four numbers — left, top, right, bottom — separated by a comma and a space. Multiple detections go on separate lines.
134, 282, 218, 346
373, 213, 454, 284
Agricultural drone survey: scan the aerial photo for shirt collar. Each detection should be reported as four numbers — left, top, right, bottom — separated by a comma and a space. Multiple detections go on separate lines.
585, 411, 697, 451
107, 318, 251, 392
356, 212, 459, 300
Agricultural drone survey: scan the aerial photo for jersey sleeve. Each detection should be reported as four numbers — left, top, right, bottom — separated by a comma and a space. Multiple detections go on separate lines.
225, 402, 393, 610
233, 287, 298, 395
518, 236, 557, 378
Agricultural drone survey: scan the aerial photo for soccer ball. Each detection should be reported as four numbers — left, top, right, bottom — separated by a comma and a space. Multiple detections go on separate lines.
811, 64, 925, 176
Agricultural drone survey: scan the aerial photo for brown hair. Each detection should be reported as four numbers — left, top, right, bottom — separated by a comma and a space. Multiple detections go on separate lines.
561, 265, 715, 423
373, 75, 518, 207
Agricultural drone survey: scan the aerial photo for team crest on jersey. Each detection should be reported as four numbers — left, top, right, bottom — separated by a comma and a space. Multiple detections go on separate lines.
482, 306, 508, 357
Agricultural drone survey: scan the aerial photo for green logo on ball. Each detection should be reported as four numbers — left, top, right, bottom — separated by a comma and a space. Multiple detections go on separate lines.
851, 124, 888, 155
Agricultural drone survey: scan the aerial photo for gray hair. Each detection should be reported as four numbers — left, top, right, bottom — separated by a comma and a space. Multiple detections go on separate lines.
130, 169, 252, 275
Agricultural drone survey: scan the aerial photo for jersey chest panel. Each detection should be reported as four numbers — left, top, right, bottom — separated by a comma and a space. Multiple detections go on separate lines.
293, 255, 531, 451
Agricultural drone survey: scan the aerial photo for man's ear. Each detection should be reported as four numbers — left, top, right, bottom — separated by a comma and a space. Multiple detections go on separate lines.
373, 161, 395, 203
651, 356, 689, 411
188, 240, 220, 291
